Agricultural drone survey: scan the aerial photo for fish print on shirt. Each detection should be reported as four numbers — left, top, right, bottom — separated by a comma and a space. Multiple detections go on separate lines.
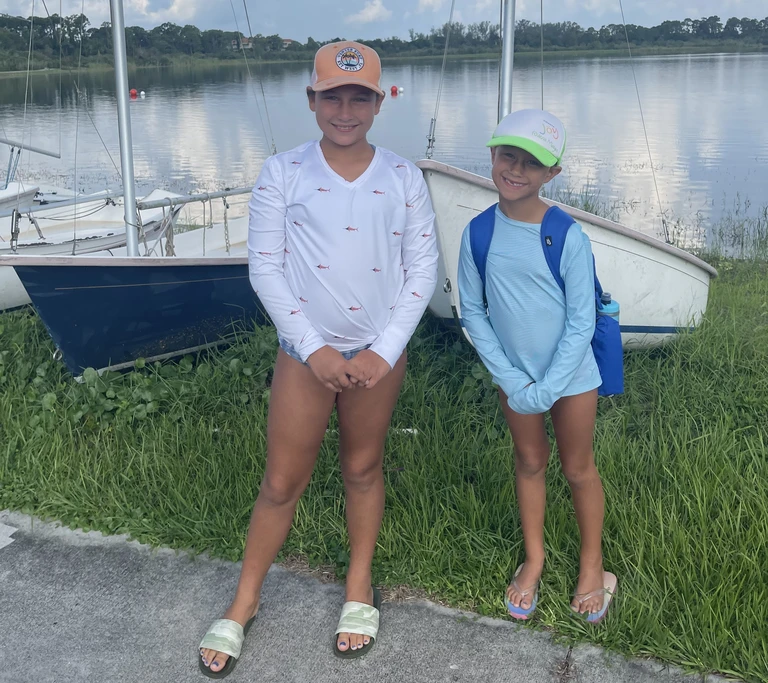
258, 251, 272, 256
247, 142, 438, 367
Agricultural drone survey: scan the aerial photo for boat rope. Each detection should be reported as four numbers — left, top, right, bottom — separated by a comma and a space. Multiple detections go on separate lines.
10, 210, 20, 251
3, 147, 21, 188
539, 0, 544, 108
618, 0, 670, 243
165, 209, 176, 256
40, 0, 64, 158
223, 197, 231, 254
23, 201, 111, 222
242, 0, 277, 154
37, 0, 121, 178
202, 201, 207, 256
16, 1, 35, 207
71, 0, 86, 254
230, 0, 278, 155
57, 0, 62, 157
425, 0, 457, 159
137, 207, 148, 253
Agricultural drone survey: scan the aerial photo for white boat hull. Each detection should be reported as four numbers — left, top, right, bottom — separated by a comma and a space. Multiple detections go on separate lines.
0, 189, 182, 311
0, 183, 39, 212
418, 161, 717, 349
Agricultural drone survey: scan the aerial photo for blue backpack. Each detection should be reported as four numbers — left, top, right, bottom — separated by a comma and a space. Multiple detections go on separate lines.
468, 204, 624, 397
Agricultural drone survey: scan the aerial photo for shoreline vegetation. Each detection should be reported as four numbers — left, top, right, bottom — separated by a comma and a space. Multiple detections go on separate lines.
1, 200, 767, 683
2, 42, 766, 76
1, 12, 766, 72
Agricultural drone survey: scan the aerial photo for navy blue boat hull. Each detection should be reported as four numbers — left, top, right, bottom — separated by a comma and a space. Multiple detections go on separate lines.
14, 262, 267, 374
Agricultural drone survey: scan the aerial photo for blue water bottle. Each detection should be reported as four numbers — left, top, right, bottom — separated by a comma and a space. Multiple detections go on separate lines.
599, 292, 620, 322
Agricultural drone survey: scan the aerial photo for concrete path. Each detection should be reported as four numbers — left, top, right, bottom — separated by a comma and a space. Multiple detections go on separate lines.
0, 510, 733, 683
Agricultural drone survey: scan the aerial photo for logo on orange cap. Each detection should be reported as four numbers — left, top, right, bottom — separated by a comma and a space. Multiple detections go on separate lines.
336, 46, 364, 72
310, 41, 384, 97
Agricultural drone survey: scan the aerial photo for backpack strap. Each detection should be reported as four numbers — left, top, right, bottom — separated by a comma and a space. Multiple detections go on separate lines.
540, 205, 575, 294
541, 205, 605, 310
469, 203, 498, 308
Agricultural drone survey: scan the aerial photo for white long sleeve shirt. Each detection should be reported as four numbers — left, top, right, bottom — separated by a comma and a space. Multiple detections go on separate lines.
247, 140, 438, 368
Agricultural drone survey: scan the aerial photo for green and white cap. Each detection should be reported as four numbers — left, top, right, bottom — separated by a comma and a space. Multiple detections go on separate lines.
487, 109, 567, 167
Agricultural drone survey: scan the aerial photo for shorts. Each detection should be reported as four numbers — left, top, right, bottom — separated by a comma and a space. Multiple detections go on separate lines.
278, 337, 372, 366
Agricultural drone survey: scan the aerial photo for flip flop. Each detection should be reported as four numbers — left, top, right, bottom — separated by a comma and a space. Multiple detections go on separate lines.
334, 586, 382, 659
506, 564, 540, 620
572, 571, 618, 624
198, 615, 257, 679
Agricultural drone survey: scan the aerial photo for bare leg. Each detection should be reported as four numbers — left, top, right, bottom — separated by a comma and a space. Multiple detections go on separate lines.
550, 389, 606, 615
499, 389, 550, 609
201, 350, 336, 673
333, 351, 407, 652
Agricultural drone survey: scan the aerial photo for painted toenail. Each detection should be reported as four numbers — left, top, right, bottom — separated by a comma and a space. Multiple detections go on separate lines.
339, 641, 346, 647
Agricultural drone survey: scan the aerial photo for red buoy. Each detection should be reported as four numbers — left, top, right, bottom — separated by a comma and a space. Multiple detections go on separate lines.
130, 88, 138, 99
390, 85, 398, 96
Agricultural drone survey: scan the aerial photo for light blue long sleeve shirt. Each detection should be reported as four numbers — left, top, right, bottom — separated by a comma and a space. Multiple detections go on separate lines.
457, 206, 601, 414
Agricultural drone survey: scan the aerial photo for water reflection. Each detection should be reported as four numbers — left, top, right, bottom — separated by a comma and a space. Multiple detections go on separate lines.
1, 52, 766, 243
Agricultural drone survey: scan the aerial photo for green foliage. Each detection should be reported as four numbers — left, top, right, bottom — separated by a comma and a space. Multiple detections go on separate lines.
1, 260, 767, 681
1, 12, 766, 71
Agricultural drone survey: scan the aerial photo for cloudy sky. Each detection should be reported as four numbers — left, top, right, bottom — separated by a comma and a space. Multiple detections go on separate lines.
8, 0, 766, 40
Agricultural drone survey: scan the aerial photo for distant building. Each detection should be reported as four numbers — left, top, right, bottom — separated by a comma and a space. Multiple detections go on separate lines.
282, 38, 296, 49
230, 37, 253, 50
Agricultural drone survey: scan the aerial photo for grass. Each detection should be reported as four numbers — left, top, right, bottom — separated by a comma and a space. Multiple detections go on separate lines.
0, 256, 767, 681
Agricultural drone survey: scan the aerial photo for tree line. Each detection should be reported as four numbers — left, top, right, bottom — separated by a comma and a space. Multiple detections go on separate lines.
1, 12, 766, 70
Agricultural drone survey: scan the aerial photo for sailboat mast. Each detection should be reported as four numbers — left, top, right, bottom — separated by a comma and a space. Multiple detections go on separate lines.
498, 0, 516, 121
109, 0, 139, 257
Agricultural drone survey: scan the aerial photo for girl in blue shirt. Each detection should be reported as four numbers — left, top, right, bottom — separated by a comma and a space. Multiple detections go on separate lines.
458, 109, 617, 623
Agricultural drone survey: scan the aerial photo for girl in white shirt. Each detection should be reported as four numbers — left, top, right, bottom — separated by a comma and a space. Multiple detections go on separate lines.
199, 41, 438, 677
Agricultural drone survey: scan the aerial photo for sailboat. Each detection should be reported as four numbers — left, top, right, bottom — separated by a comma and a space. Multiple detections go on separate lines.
0, 136, 181, 311
420, 1, 716, 349
0, 189, 181, 310
0, 0, 716, 374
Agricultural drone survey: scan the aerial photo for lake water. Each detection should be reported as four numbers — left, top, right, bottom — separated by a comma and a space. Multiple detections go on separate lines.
2, 52, 767, 243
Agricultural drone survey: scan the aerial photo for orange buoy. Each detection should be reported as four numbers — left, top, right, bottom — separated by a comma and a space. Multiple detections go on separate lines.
130, 88, 138, 98
390, 85, 398, 96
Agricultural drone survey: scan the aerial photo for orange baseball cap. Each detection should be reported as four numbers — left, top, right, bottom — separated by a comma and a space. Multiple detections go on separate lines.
309, 41, 385, 97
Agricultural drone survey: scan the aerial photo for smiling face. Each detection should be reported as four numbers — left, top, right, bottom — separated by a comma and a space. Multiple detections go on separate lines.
307, 84, 384, 149
490, 145, 561, 206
